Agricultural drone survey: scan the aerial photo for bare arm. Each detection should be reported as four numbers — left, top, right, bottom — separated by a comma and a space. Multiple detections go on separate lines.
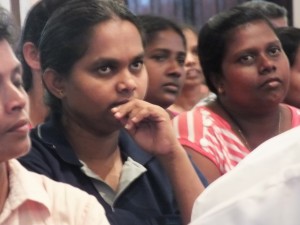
185, 146, 222, 184
112, 99, 205, 224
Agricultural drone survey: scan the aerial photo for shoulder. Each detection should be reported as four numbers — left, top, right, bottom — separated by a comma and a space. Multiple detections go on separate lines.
37, 171, 109, 224
191, 161, 300, 225
191, 126, 300, 223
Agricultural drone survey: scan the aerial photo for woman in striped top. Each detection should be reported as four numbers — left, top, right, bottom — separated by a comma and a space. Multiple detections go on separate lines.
173, 6, 300, 184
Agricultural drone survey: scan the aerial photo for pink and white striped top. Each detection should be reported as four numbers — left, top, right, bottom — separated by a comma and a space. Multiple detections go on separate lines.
172, 104, 300, 175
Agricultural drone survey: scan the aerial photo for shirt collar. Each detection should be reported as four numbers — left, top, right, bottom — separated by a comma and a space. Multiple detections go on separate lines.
35, 113, 154, 167
4, 160, 50, 214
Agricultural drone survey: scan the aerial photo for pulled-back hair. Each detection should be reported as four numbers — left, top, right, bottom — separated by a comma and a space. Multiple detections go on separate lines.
18, 0, 70, 91
39, 0, 143, 113
137, 15, 186, 49
198, 6, 275, 94
239, 1, 287, 20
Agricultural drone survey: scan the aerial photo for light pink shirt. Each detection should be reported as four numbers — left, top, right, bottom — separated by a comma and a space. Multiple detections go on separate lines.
0, 160, 110, 225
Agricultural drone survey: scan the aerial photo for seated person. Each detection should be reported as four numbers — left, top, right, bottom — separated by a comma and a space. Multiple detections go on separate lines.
168, 24, 215, 114
172, 5, 300, 184
18, 1, 207, 225
277, 27, 300, 108
239, 0, 288, 27
0, 5, 109, 225
190, 124, 300, 225
138, 15, 186, 117
18, 0, 69, 127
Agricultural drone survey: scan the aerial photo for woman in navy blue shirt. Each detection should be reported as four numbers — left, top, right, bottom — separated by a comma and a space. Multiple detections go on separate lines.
19, 1, 207, 225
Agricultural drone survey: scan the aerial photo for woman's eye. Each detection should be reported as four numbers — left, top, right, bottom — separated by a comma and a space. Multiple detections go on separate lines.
269, 46, 281, 56
13, 75, 24, 89
131, 60, 143, 71
238, 55, 254, 64
97, 65, 112, 74
152, 55, 166, 62
177, 55, 186, 66
192, 47, 198, 56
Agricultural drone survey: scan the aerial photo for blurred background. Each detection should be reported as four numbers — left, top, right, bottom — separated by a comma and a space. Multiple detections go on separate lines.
0, 0, 299, 29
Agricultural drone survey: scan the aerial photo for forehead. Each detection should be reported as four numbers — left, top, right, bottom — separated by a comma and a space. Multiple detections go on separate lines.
0, 39, 19, 75
184, 29, 197, 43
146, 29, 185, 50
83, 19, 144, 59
225, 20, 278, 53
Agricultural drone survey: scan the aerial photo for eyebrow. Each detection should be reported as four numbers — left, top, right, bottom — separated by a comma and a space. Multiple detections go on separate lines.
92, 52, 145, 65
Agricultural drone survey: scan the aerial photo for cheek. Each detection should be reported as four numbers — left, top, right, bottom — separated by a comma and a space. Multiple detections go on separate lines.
136, 70, 148, 99
24, 92, 30, 114
145, 61, 165, 82
289, 69, 300, 90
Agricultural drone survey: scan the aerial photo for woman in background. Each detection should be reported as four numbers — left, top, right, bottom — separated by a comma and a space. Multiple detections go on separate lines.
277, 27, 300, 108
138, 15, 186, 117
18, 0, 68, 127
173, 6, 300, 184
168, 24, 214, 114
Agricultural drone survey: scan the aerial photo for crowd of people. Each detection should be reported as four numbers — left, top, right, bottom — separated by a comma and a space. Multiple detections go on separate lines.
1, 0, 300, 225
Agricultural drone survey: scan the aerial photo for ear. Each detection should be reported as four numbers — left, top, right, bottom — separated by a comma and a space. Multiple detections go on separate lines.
43, 68, 66, 99
211, 73, 225, 95
23, 42, 41, 70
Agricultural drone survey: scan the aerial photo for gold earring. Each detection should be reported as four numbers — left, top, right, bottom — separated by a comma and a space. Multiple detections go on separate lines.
58, 90, 64, 97
218, 87, 224, 95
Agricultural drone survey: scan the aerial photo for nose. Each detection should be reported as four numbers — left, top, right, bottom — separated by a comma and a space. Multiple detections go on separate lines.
185, 52, 196, 67
167, 59, 184, 78
4, 84, 27, 114
259, 54, 276, 75
116, 70, 137, 95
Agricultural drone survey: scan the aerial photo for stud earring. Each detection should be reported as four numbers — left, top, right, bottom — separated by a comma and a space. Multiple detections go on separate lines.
217, 87, 224, 95
58, 90, 64, 97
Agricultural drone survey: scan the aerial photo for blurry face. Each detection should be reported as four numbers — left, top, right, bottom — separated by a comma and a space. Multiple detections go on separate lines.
59, 19, 147, 134
284, 46, 300, 108
0, 40, 30, 162
219, 20, 290, 109
183, 28, 205, 86
144, 29, 186, 108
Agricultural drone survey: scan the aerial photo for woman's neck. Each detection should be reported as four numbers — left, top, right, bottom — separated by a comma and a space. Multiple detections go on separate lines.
171, 84, 210, 112
62, 118, 123, 190
215, 99, 284, 150
0, 162, 9, 213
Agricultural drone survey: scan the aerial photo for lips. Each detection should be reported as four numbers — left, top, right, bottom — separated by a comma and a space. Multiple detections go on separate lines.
163, 82, 180, 93
186, 68, 201, 78
260, 77, 282, 88
7, 119, 30, 133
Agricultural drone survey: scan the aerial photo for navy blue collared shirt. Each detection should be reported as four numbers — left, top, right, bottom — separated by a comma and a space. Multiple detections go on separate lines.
19, 113, 207, 225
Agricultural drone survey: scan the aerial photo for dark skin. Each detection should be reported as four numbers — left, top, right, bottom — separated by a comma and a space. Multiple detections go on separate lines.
186, 20, 291, 184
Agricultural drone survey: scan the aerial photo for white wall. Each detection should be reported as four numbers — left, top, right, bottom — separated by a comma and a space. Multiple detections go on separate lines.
0, 0, 11, 11
19, 0, 38, 26
293, 0, 300, 27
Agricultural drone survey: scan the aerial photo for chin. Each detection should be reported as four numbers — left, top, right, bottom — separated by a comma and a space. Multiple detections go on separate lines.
15, 140, 31, 158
